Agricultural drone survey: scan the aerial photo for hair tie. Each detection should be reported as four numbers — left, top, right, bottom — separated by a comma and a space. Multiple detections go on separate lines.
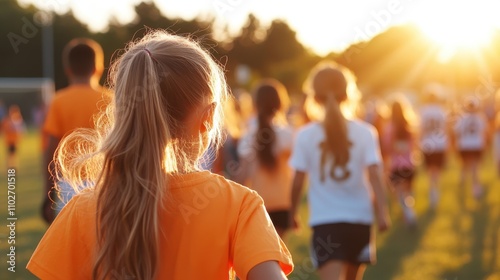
144, 48, 153, 57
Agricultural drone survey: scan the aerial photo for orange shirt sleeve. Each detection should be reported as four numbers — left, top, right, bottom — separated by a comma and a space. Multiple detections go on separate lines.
231, 191, 294, 279
43, 98, 63, 139
27, 195, 93, 280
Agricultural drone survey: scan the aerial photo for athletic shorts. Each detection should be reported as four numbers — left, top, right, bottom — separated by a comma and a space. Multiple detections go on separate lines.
311, 223, 374, 268
459, 150, 482, 162
389, 167, 415, 184
268, 210, 290, 230
423, 152, 445, 168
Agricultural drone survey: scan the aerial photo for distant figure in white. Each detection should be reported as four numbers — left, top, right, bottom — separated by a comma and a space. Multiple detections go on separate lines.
453, 97, 488, 198
418, 87, 449, 209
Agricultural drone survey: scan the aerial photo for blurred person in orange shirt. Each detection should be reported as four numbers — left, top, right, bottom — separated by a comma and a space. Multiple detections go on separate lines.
1, 105, 25, 168
42, 38, 110, 224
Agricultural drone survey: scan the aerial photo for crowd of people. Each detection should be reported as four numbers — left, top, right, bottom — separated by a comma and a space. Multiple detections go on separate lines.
0, 29, 498, 280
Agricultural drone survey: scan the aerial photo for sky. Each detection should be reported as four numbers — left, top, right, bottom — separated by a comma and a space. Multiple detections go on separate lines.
17, 0, 500, 56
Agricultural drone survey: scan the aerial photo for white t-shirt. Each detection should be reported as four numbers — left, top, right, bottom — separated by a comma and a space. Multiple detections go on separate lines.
419, 104, 448, 153
289, 120, 381, 226
238, 123, 294, 211
454, 112, 487, 151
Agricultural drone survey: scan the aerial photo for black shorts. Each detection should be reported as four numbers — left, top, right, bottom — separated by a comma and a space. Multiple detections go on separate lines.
268, 210, 289, 230
459, 150, 482, 161
423, 152, 445, 168
311, 223, 374, 268
8, 144, 16, 155
389, 167, 415, 184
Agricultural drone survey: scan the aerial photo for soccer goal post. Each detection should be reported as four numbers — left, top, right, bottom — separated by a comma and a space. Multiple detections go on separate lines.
0, 78, 54, 126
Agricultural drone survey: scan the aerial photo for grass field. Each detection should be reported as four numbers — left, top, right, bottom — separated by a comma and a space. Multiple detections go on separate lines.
0, 130, 499, 280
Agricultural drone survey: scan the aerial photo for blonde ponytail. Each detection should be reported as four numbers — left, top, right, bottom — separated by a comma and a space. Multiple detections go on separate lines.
55, 31, 228, 280
304, 62, 356, 182
320, 93, 351, 182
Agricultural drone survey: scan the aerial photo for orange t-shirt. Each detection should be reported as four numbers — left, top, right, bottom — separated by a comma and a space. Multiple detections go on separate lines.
246, 153, 292, 212
27, 171, 293, 279
43, 85, 110, 139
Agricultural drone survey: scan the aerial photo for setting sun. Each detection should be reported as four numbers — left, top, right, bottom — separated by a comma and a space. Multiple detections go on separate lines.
412, 0, 499, 61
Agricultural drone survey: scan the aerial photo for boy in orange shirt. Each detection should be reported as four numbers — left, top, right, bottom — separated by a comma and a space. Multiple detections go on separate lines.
42, 38, 110, 224
28, 30, 293, 280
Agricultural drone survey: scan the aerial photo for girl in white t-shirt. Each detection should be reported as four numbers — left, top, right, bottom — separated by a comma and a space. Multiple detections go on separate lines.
238, 79, 293, 238
289, 62, 391, 280
454, 97, 488, 198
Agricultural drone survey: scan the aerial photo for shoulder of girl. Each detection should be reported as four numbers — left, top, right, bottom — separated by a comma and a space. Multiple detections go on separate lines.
69, 192, 97, 211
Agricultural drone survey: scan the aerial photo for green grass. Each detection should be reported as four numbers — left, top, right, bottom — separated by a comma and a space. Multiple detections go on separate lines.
0, 130, 47, 280
0, 131, 499, 279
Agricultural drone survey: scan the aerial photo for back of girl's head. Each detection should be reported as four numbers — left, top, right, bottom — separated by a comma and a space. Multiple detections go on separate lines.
304, 61, 358, 182
252, 79, 289, 170
107, 31, 227, 167
58, 30, 228, 280
390, 100, 409, 139
388, 96, 415, 139
254, 79, 289, 118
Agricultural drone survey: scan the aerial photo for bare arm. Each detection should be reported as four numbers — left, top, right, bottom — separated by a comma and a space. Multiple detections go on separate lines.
247, 261, 287, 280
367, 164, 391, 232
42, 135, 60, 224
289, 170, 306, 230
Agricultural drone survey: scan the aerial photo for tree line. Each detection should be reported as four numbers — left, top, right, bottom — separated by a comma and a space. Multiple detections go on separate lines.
2, 0, 500, 97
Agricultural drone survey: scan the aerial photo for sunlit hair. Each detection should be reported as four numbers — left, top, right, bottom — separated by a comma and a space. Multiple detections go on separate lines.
252, 79, 289, 171
390, 100, 411, 140
55, 30, 228, 280
387, 94, 417, 135
303, 61, 360, 182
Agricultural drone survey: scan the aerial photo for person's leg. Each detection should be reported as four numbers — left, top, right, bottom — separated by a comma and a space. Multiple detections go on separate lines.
459, 153, 468, 188
344, 263, 366, 280
428, 165, 440, 208
470, 155, 482, 198
318, 260, 342, 280
401, 179, 416, 227
7, 144, 16, 168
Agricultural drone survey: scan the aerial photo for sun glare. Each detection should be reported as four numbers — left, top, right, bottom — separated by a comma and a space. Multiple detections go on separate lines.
413, 0, 498, 62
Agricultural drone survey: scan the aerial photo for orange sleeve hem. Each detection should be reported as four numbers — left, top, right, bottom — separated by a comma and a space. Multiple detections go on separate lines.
27, 260, 64, 280
236, 251, 294, 280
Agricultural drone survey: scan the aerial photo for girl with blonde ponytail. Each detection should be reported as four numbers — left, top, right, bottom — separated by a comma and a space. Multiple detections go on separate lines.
289, 61, 391, 280
28, 30, 293, 280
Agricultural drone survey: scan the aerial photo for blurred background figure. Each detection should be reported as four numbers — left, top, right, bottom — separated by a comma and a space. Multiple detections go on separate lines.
418, 85, 449, 209
360, 97, 388, 165
1, 105, 25, 168
237, 79, 293, 238
382, 98, 417, 228
0, 99, 6, 120
206, 89, 247, 181
41, 38, 110, 224
453, 96, 488, 199
494, 90, 500, 177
